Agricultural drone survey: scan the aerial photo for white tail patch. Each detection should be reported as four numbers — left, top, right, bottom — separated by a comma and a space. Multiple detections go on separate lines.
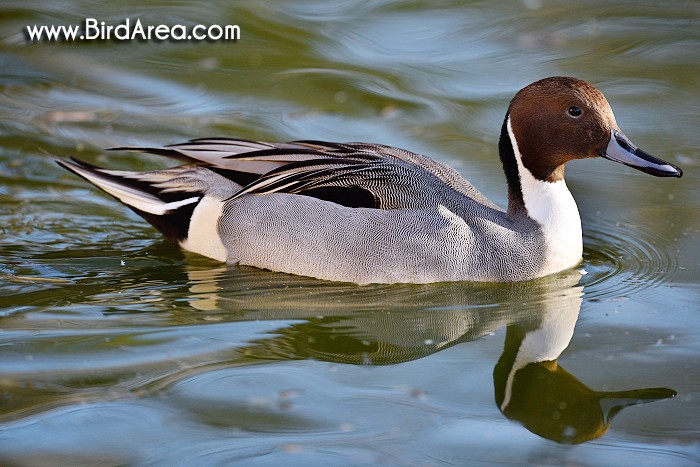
67, 163, 199, 215
180, 196, 227, 261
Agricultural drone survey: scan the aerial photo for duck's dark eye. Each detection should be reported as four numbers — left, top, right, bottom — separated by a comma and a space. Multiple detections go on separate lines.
568, 106, 582, 117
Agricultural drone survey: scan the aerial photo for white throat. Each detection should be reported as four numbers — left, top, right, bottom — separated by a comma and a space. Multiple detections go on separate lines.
507, 117, 583, 275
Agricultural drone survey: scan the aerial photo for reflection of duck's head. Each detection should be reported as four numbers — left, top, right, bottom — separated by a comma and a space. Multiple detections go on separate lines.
494, 324, 676, 444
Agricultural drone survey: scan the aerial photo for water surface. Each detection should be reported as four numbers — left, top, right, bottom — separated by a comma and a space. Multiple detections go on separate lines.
1, 0, 699, 465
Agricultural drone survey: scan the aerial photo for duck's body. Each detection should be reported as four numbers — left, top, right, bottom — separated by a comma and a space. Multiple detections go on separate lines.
57, 77, 681, 284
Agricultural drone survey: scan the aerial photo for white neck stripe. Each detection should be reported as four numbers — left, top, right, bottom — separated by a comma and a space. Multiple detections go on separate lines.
506, 117, 583, 275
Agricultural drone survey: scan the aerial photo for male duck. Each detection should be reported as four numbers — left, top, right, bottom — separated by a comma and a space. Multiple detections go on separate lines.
57, 77, 682, 284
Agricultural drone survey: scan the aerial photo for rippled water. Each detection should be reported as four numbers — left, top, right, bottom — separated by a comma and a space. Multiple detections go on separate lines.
1, 0, 699, 465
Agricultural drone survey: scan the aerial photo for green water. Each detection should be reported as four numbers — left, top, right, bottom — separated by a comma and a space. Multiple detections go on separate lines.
1, 0, 699, 465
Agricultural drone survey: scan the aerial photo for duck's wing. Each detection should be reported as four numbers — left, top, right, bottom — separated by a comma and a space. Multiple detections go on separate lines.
56, 138, 500, 241
117, 138, 498, 210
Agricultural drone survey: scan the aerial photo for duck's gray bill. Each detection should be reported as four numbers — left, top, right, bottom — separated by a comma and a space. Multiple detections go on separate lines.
601, 129, 682, 178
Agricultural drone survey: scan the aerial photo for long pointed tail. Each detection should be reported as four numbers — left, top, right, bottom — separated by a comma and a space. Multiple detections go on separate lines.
56, 158, 203, 242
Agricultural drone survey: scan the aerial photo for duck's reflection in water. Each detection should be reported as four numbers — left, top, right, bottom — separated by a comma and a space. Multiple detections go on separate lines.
185, 264, 675, 444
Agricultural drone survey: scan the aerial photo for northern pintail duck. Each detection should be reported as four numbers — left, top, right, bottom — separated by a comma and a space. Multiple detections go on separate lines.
57, 77, 682, 284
